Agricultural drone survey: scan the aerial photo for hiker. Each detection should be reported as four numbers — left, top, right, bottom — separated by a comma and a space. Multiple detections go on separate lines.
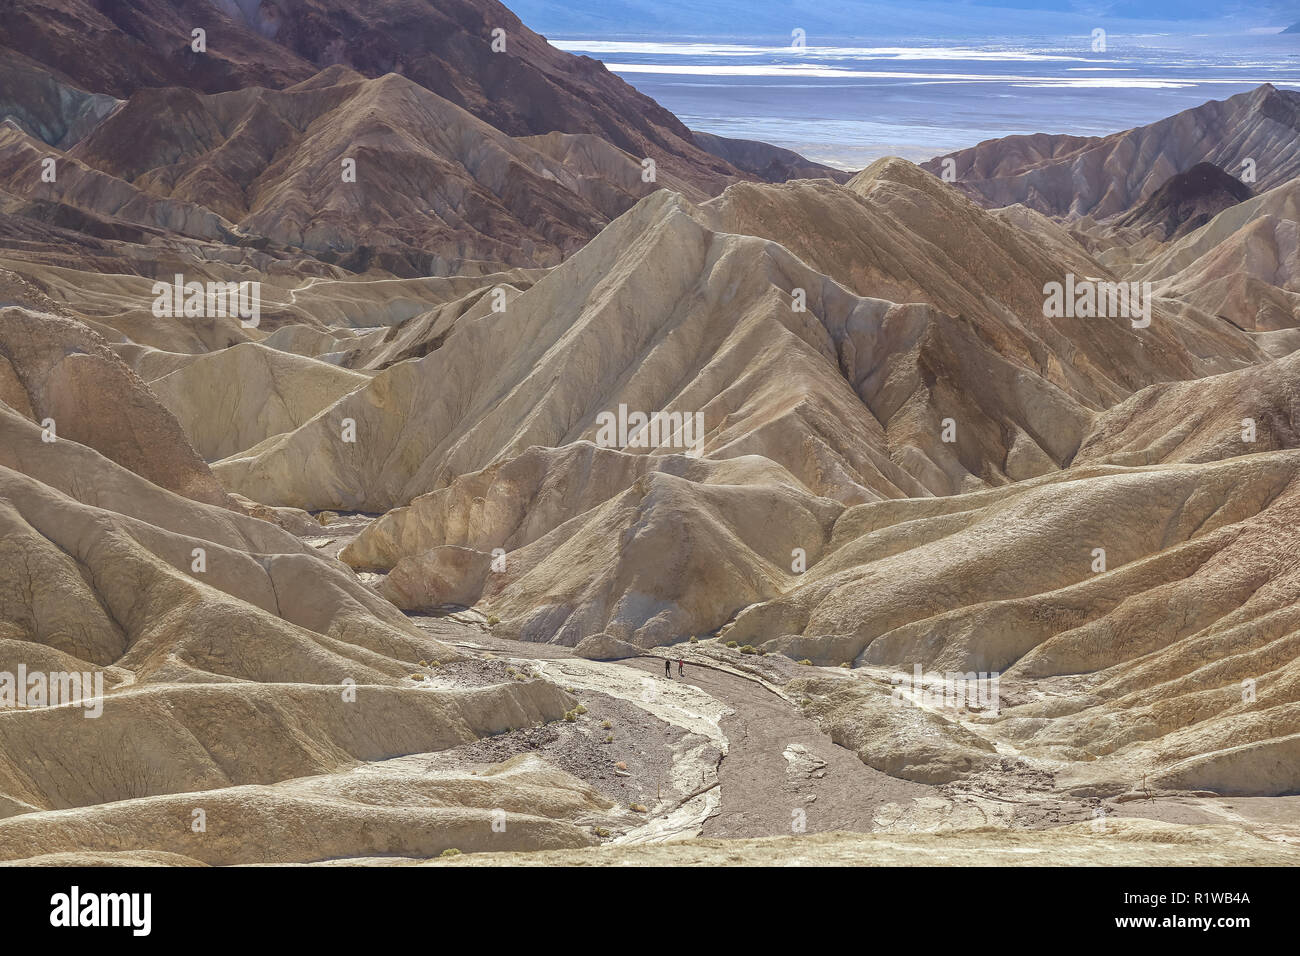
665, 658, 672, 677
677, 659, 684, 677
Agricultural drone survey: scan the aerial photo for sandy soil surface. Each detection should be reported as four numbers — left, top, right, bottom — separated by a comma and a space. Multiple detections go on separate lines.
417, 818, 1300, 866
391, 626, 1289, 855
616, 654, 930, 838
274, 558, 1298, 863
1109, 794, 1300, 848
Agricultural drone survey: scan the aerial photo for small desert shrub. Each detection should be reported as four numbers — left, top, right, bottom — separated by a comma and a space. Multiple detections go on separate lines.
839, 662, 851, 669
688, 636, 698, 643
410, 673, 425, 680
594, 827, 611, 838
740, 645, 757, 655
574, 703, 588, 715
563, 710, 577, 722
726, 640, 739, 648
601, 720, 612, 730
799, 659, 813, 666
629, 804, 648, 814
440, 848, 461, 858
605, 734, 614, 743
486, 614, 500, 626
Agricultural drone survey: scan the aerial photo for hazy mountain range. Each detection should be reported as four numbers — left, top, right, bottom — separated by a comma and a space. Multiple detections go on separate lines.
510, 0, 1300, 37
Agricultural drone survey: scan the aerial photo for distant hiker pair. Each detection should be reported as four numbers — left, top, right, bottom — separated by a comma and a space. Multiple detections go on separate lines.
665, 659, 684, 677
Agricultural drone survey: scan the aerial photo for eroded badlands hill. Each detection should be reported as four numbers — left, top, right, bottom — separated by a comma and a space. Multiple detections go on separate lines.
924, 85, 1300, 219
0, 308, 618, 861
0, 0, 744, 196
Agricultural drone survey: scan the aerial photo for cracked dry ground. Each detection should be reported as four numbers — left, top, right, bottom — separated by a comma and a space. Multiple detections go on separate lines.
385, 624, 1300, 858
618, 655, 929, 838
408, 626, 1076, 840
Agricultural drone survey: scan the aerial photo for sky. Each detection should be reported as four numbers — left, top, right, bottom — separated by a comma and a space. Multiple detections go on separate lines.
509, 0, 1300, 39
